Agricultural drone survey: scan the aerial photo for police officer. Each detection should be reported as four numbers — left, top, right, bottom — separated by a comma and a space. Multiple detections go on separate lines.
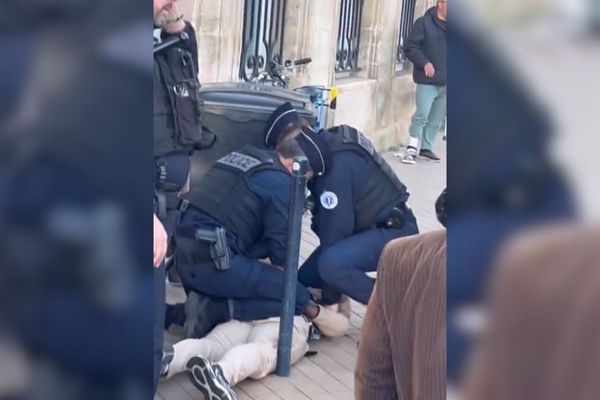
264, 103, 419, 306
174, 128, 349, 340
153, 0, 214, 391
154, 0, 214, 230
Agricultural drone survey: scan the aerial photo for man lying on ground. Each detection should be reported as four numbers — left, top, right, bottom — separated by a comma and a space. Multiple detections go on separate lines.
161, 306, 349, 400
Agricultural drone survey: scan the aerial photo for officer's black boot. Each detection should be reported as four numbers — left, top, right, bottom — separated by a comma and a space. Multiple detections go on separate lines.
183, 291, 231, 339
164, 303, 186, 329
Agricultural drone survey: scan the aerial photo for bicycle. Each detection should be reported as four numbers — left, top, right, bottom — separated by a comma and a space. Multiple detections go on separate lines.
251, 57, 338, 132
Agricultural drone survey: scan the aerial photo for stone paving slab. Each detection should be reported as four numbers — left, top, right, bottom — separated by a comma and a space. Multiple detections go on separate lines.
158, 141, 446, 400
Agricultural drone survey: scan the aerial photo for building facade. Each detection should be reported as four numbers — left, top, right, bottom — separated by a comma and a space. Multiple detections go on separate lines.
181, 0, 437, 149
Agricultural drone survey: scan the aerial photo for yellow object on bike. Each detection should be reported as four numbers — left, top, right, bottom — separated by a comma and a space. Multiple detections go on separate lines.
329, 87, 338, 110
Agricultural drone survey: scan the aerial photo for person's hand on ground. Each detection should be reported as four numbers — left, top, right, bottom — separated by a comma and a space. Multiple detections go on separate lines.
424, 62, 436, 78
154, 214, 168, 268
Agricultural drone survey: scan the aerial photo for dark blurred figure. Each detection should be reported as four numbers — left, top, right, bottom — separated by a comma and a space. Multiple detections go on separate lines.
463, 225, 600, 400
446, 7, 576, 383
152, 0, 216, 391
355, 190, 446, 400
0, 1, 155, 398
0, 34, 32, 129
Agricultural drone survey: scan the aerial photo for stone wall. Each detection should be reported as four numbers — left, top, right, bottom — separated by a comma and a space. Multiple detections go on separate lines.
183, 0, 438, 150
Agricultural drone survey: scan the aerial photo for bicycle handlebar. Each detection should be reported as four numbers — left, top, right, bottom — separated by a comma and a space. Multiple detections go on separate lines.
293, 58, 312, 66
255, 57, 313, 87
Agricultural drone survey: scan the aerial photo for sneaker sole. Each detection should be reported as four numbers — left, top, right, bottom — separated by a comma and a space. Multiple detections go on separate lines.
186, 357, 237, 400
400, 158, 416, 165
419, 156, 441, 163
160, 346, 175, 378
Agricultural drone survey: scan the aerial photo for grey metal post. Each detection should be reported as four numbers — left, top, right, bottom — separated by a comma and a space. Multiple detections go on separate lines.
276, 157, 308, 376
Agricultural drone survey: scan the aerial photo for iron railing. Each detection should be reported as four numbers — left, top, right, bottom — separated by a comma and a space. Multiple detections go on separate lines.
335, 0, 364, 73
240, 0, 287, 82
396, 0, 417, 68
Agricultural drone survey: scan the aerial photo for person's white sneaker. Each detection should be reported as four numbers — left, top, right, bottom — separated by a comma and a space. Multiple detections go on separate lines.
400, 146, 417, 165
401, 152, 417, 165
186, 356, 238, 400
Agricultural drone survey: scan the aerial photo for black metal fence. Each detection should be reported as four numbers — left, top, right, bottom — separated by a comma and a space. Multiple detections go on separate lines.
240, 0, 287, 82
396, 0, 417, 67
335, 0, 364, 73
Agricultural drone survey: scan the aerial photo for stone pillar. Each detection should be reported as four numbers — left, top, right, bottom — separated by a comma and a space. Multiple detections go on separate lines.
283, 0, 340, 89
370, 0, 403, 146
185, 0, 244, 83
355, 0, 380, 79
281, 0, 310, 88
305, 0, 340, 87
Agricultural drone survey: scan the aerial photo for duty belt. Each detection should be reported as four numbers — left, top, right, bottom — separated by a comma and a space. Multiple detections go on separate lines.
176, 227, 232, 271
154, 190, 189, 220
376, 202, 414, 230
155, 158, 186, 192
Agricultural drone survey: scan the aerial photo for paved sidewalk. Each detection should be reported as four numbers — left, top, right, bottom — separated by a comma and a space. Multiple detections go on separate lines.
157, 141, 446, 400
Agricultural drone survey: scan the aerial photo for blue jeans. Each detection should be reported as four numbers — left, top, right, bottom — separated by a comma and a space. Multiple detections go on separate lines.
409, 84, 447, 151
299, 218, 419, 305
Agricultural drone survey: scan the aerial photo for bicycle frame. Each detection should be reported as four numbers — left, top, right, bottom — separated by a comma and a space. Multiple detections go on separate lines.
249, 58, 336, 132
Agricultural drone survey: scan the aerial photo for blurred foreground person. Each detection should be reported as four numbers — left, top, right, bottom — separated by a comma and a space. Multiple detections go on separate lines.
0, 2, 155, 398
463, 225, 600, 400
355, 190, 447, 400
153, 0, 215, 390
446, 11, 575, 381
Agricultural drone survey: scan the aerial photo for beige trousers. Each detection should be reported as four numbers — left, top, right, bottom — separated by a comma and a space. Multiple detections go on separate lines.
167, 317, 310, 385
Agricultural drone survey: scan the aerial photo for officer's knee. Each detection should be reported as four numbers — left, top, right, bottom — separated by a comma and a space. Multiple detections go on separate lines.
295, 287, 312, 314
317, 250, 344, 285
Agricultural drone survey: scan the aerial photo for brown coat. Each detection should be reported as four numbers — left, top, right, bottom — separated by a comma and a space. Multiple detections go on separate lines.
464, 225, 600, 400
355, 230, 446, 400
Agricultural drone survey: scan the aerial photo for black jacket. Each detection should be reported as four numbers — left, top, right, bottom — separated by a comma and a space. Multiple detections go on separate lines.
406, 7, 447, 86
160, 22, 199, 72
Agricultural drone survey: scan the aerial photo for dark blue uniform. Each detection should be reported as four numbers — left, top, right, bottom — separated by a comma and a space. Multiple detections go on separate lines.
299, 131, 419, 305
153, 21, 206, 390
176, 157, 312, 321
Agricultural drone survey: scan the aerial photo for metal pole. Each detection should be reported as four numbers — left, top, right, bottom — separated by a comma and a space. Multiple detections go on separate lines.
276, 157, 308, 377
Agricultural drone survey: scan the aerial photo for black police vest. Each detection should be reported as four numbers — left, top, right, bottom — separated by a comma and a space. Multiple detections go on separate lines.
154, 44, 205, 158
326, 125, 409, 231
181, 147, 283, 248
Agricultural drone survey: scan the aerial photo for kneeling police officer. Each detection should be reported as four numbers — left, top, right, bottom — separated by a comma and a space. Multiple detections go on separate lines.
265, 103, 420, 306
174, 127, 348, 339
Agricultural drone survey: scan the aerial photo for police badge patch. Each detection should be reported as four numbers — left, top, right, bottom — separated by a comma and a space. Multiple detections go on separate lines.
320, 191, 339, 210
217, 152, 262, 172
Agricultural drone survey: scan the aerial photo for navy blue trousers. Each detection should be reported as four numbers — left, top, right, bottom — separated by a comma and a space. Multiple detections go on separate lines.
178, 254, 312, 321
299, 218, 419, 305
